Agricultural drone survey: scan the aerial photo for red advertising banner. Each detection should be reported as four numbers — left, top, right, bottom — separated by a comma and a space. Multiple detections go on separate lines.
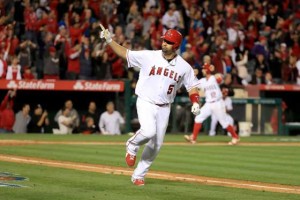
259, 84, 300, 91
0, 80, 125, 92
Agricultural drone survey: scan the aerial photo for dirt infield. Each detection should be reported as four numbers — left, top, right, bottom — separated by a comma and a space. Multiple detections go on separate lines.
0, 140, 300, 195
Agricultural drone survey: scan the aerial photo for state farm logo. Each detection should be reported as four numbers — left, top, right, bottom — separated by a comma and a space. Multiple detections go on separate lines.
7, 80, 55, 90
7, 80, 17, 88
73, 81, 84, 90
73, 81, 122, 91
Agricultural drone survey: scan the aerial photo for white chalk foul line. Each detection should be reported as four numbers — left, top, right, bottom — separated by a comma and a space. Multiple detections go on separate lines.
0, 154, 300, 194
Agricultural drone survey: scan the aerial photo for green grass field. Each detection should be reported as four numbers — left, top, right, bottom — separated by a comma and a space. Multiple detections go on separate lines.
0, 134, 300, 200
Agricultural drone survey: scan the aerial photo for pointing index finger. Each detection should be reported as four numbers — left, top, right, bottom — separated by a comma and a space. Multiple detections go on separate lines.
99, 24, 105, 31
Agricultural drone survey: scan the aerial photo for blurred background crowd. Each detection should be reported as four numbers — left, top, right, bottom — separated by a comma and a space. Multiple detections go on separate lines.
0, 0, 300, 134
0, 0, 299, 86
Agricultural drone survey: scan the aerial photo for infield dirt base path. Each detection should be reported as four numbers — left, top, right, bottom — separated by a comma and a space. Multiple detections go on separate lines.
0, 140, 300, 195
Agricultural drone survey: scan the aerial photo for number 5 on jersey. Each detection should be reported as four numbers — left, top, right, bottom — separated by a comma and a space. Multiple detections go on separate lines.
167, 84, 175, 94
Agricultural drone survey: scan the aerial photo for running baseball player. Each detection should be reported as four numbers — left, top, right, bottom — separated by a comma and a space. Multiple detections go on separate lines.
100, 25, 201, 186
184, 63, 240, 145
208, 85, 235, 136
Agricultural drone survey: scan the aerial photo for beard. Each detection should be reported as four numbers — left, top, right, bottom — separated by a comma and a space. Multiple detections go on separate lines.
162, 46, 173, 55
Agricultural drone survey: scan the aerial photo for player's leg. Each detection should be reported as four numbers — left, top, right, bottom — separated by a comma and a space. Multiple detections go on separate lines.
126, 98, 157, 167
132, 103, 170, 184
209, 114, 218, 136
185, 103, 211, 143
213, 101, 239, 144
225, 114, 234, 136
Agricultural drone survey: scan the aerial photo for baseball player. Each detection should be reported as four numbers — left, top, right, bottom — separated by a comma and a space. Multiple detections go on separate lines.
184, 63, 240, 145
100, 25, 201, 186
208, 85, 235, 136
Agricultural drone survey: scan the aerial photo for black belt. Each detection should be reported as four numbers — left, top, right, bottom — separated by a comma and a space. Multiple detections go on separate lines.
155, 103, 169, 107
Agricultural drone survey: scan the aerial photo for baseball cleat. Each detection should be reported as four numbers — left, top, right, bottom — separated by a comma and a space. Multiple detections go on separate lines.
228, 138, 240, 145
184, 135, 196, 144
132, 178, 145, 186
125, 152, 136, 167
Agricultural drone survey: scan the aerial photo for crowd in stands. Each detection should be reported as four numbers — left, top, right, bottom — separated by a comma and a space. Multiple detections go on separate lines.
0, 0, 300, 134
0, 89, 125, 134
0, 0, 298, 86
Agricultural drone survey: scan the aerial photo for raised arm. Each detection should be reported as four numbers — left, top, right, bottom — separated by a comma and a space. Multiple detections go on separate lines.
99, 24, 127, 60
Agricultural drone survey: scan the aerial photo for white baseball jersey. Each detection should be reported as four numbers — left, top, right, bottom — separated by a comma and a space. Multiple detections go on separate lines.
196, 75, 222, 102
125, 49, 197, 182
126, 50, 198, 104
194, 75, 230, 128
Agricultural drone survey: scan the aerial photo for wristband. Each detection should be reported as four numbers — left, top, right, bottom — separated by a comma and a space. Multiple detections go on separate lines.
189, 93, 200, 103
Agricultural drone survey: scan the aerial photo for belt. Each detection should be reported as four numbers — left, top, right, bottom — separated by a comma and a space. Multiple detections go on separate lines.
155, 103, 169, 107
208, 98, 221, 103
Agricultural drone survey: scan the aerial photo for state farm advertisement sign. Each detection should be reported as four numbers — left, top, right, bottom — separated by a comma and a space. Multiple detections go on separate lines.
259, 84, 300, 91
0, 80, 124, 92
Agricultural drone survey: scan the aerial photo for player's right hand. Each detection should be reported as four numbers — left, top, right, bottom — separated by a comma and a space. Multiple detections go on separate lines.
99, 24, 112, 44
191, 103, 200, 115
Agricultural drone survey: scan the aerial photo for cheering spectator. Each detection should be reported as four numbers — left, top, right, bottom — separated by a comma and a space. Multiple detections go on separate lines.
6, 56, 22, 80
0, 44, 9, 79
0, 89, 16, 133
79, 36, 92, 80
81, 101, 99, 132
54, 100, 80, 133
282, 52, 299, 84
162, 3, 182, 33
234, 50, 250, 84
28, 104, 49, 133
22, 66, 35, 80
251, 36, 269, 60
66, 40, 81, 80
53, 107, 76, 134
43, 46, 60, 80
18, 38, 37, 71
265, 72, 273, 85
249, 68, 266, 85
12, 103, 31, 133
81, 117, 97, 134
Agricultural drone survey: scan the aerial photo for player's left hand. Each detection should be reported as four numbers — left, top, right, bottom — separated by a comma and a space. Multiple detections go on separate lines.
99, 24, 112, 43
215, 73, 223, 84
191, 102, 200, 115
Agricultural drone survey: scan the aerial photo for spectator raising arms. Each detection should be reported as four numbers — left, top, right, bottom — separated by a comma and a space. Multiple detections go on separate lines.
0, 89, 16, 133
53, 107, 76, 135
54, 100, 80, 133
28, 104, 49, 133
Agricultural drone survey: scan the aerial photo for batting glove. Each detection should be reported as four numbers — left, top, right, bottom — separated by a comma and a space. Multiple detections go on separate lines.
99, 24, 112, 44
191, 102, 200, 115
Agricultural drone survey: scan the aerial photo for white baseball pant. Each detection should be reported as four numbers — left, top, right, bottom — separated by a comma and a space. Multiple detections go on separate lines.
126, 97, 171, 180
194, 99, 230, 128
209, 113, 234, 136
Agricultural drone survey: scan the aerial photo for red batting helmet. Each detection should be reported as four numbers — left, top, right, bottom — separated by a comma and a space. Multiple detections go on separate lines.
161, 29, 182, 50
